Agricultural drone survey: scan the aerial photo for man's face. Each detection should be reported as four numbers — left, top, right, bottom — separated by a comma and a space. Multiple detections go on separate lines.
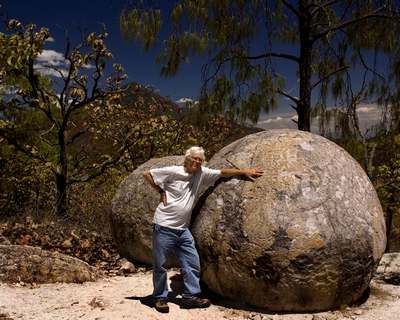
186, 155, 203, 173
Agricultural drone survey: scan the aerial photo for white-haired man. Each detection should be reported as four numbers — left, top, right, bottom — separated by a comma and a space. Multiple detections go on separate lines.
143, 146, 263, 313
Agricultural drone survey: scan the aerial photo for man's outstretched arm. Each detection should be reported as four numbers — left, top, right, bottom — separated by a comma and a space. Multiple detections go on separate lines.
220, 168, 263, 179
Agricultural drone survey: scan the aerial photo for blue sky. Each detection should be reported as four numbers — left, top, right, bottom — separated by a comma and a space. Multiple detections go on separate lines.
0, 0, 301, 110
0, 0, 387, 132
1, 0, 207, 103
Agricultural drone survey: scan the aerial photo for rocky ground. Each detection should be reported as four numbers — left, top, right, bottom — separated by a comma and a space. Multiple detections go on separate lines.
0, 270, 399, 320
1, 218, 399, 320
0, 217, 139, 276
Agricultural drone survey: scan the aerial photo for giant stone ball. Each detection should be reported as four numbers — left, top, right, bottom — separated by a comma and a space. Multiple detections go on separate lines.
192, 129, 386, 312
111, 156, 184, 266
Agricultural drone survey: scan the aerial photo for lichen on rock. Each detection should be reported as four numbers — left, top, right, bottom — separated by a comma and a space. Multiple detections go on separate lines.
192, 129, 386, 312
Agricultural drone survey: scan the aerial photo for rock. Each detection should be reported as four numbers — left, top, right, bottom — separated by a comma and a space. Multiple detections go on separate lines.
0, 312, 13, 320
192, 129, 386, 312
118, 258, 136, 273
61, 239, 72, 249
383, 274, 400, 285
89, 297, 105, 309
111, 156, 184, 266
375, 253, 400, 284
0, 245, 101, 283
0, 236, 10, 245
376, 253, 400, 275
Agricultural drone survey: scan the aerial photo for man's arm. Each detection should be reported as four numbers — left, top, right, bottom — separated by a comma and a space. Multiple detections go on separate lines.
220, 168, 263, 179
143, 170, 167, 206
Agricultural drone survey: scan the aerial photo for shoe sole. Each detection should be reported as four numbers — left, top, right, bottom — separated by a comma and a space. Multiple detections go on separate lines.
155, 307, 169, 313
180, 303, 210, 309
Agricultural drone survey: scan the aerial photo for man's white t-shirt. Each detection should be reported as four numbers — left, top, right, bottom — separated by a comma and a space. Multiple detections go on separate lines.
149, 165, 221, 229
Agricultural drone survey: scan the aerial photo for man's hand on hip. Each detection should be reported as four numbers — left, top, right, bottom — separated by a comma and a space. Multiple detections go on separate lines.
160, 191, 167, 206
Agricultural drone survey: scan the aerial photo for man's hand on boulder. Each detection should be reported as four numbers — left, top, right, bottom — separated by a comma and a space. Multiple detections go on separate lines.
244, 169, 263, 180
245, 168, 264, 178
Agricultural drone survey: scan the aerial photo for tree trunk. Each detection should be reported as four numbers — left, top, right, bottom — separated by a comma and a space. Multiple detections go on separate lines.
385, 207, 393, 252
55, 172, 67, 217
55, 129, 68, 216
297, 1, 312, 132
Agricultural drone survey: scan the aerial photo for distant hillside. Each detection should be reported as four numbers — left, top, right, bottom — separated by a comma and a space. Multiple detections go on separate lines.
118, 82, 263, 156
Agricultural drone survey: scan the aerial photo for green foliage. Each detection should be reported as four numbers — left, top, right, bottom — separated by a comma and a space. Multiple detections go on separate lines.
0, 64, 257, 219
0, 142, 55, 218
0, 19, 129, 216
120, 1, 399, 131
120, 7, 161, 50
336, 132, 400, 251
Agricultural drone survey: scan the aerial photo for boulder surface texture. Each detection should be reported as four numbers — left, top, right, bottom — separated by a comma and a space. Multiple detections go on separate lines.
111, 156, 184, 266
192, 129, 386, 312
0, 245, 99, 283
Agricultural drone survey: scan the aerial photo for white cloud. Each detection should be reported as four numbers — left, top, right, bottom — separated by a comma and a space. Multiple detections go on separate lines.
34, 50, 69, 78
83, 63, 95, 69
256, 103, 385, 135
36, 50, 68, 66
257, 112, 298, 129
175, 97, 199, 107
176, 97, 193, 104
45, 36, 55, 42
33, 65, 68, 78
260, 116, 283, 124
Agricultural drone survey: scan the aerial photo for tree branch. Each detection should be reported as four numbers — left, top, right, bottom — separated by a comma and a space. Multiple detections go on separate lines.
66, 129, 88, 145
91, 49, 103, 98
277, 88, 299, 104
59, 45, 74, 112
312, 8, 392, 42
310, 0, 344, 17
244, 52, 300, 63
25, 59, 59, 128
281, 0, 300, 17
311, 65, 348, 89
0, 130, 51, 169
357, 49, 387, 83
68, 130, 142, 185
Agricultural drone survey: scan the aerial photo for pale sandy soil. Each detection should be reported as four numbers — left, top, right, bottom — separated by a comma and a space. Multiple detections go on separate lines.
0, 270, 399, 320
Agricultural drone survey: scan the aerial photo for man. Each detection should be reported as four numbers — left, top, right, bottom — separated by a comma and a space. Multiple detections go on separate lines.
143, 146, 263, 313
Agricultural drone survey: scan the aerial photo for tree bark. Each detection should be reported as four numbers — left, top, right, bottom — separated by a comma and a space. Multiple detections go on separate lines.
55, 129, 68, 216
385, 207, 393, 252
297, 1, 312, 132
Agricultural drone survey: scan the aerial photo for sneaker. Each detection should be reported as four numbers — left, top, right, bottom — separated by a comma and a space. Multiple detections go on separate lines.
181, 296, 211, 309
154, 299, 169, 313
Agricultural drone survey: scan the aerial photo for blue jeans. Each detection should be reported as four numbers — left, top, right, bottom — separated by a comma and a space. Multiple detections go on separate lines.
152, 224, 201, 299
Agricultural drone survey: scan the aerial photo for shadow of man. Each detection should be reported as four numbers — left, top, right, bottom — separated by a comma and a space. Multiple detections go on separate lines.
125, 272, 187, 308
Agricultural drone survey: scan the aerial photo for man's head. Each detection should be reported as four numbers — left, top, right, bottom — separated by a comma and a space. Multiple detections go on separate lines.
184, 146, 205, 173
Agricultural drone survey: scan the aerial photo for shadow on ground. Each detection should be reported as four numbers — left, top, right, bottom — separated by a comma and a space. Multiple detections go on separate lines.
125, 271, 372, 314
124, 272, 274, 313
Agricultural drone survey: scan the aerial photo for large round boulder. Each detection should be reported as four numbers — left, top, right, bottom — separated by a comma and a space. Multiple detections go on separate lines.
192, 129, 386, 312
111, 156, 184, 266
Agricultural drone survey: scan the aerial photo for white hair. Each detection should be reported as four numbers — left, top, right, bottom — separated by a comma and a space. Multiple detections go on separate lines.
184, 146, 205, 160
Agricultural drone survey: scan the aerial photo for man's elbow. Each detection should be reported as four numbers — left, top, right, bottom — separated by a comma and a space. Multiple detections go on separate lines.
143, 170, 150, 179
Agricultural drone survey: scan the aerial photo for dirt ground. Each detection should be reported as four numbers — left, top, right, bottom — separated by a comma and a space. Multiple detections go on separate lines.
1, 270, 399, 320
